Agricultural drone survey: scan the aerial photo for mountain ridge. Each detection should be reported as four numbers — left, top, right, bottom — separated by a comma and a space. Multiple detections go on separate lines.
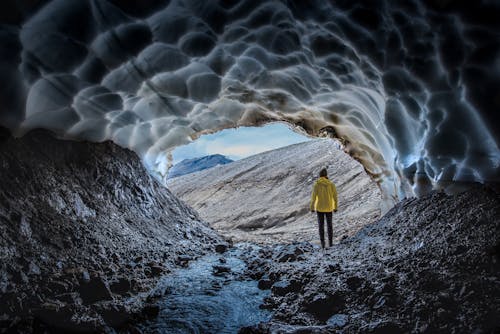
168, 139, 382, 245
168, 154, 233, 178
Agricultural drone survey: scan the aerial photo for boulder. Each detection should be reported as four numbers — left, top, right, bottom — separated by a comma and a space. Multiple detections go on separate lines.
303, 292, 345, 322
79, 277, 113, 304
271, 279, 302, 296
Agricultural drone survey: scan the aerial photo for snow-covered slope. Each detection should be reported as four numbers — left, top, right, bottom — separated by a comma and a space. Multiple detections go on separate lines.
168, 154, 233, 178
168, 139, 381, 244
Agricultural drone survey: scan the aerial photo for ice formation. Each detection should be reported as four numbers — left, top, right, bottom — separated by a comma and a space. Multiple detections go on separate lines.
0, 0, 499, 205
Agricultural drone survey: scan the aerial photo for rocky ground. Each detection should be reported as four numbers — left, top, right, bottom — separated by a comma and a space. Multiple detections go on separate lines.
0, 128, 227, 333
238, 186, 500, 333
1, 127, 499, 334
168, 139, 381, 245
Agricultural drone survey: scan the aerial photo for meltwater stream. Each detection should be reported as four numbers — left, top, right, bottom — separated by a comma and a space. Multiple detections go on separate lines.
139, 244, 271, 334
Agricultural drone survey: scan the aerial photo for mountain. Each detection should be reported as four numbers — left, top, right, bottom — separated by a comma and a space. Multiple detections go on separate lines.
167, 139, 382, 245
168, 154, 233, 179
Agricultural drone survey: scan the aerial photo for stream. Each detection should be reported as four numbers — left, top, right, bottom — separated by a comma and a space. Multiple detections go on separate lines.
139, 244, 271, 333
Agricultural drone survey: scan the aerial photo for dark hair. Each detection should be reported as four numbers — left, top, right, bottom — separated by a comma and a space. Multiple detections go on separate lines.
319, 168, 328, 177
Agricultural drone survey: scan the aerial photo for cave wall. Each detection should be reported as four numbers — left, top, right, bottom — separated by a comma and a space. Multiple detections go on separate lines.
0, 0, 499, 204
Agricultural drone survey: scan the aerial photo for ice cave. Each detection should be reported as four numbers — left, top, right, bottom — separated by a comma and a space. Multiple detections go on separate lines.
0, 0, 499, 333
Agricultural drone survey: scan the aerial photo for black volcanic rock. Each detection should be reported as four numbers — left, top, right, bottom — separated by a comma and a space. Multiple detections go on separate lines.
168, 154, 233, 179
0, 130, 222, 332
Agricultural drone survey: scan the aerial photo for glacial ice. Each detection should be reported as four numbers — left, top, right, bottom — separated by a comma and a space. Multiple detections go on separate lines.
0, 0, 499, 206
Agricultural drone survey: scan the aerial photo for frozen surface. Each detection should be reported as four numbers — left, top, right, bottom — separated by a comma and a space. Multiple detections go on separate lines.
1, 0, 499, 204
139, 244, 270, 333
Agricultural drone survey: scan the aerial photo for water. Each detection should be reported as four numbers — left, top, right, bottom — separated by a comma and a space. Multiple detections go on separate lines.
140, 244, 271, 334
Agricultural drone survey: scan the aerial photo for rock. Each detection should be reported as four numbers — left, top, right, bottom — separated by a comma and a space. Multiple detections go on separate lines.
213, 265, 231, 276
304, 292, 345, 322
142, 304, 160, 318
134, 256, 143, 264
176, 255, 192, 267
79, 277, 113, 304
326, 263, 341, 273
346, 276, 363, 290
0, 127, 11, 141
271, 279, 301, 296
82, 270, 90, 282
110, 278, 132, 296
364, 321, 403, 334
149, 264, 164, 276
29, 262, 41, 275
276, 246, 305, 262
33, 304, 95, 332
258, 277, 273, 290
327, 314, 348, 328
47, 280, 70, 294
215, 243, 228, 254
98, 304, 132, 328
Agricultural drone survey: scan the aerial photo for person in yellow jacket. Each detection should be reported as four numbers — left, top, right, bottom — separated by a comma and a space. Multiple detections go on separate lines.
310, 168, 338, 249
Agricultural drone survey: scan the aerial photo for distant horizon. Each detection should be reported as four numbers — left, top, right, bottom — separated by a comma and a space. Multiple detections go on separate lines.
171, 123, 311, 165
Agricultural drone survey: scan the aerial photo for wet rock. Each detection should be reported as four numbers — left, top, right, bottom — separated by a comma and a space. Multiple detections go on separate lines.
79, 277, 113, 304
175, 255, 192, 267
215, 243, 228, 254
213, 265, 231, 276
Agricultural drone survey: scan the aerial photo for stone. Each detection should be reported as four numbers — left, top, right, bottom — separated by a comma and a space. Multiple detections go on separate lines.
327, 314, 348, 328
365, 321, 403, 334
81, 270, 90, 282
271, 279, 301, 296
98, 304, 131, 328
346, 276, 363, 290
142, 304, 160, 318
213, 265, 231, 276
110, 278, 132, 296
258, 277, 273, 290
149, 264, 164, 276
304, 292, 345, 322
78, 277, 113, 304
215, 243, 228, 254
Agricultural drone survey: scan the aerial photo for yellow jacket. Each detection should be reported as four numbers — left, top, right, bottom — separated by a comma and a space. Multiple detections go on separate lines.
310, 177, 337, 212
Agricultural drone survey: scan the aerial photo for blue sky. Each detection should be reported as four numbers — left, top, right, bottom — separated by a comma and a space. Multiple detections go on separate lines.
172, 123, 311, 164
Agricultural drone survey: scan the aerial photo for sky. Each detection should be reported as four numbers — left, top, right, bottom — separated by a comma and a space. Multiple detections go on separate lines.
171, 123, 311, 164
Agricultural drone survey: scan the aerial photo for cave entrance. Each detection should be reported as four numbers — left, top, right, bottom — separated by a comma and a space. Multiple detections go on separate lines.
161, 122, 382, 246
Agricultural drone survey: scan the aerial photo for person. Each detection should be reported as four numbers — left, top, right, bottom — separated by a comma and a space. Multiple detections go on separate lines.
310, 168, 338, 249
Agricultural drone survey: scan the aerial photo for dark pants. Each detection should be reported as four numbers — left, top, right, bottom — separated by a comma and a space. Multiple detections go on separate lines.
317, 211, 333, 248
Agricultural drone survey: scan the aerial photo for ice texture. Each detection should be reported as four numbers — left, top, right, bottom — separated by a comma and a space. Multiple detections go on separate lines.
1, 0, 499, 205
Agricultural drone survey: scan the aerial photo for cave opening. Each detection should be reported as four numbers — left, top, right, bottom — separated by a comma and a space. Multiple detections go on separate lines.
1, 0, 499, 332
154, 121, 383, 246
